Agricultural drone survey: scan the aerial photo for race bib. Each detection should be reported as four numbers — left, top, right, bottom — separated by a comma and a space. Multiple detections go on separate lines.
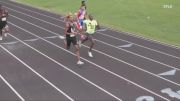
1, 17, 6, 21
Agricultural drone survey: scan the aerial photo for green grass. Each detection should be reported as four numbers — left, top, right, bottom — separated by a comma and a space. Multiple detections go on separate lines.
16, 0, 180, 46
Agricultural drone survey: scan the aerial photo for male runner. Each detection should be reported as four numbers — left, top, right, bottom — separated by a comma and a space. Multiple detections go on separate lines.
81, 14, 100, 57
0, 4, 9, 40
65, 13, 84, 65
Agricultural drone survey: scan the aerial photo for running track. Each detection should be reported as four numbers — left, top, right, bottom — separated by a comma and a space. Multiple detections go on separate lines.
0, 0, 180, 100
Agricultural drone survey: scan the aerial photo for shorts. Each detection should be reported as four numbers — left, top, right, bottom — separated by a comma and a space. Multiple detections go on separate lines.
66, 34, 78, 49
79, 19, 84, 27
0, 21, 7, 30
84, 33, 95, 43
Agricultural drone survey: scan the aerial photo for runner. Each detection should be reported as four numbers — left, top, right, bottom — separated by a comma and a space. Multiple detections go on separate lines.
81, 14, 100, 57
0, 4, 9, 40
76, 0, 87, 29
64, 13, 84, 65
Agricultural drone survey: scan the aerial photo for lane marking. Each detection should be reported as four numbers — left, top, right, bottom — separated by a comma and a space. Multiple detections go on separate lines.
158, 69, 176, 76
8, 33, 122, 101
58, 35, 65, 40
44, 36, 58, 39
5, 4, 180, 61
161, 88, 180, 100
1, 41, 18, 45
0, 36, 60, 45
96, 29, 107, 32
0, 45, 74, 101
3, 1, 180, 58
0, 73, 25, 101
1, 1, 63, 22
23, 38, 39, 42
136, 96, 154, 101
9, 16, 180, 87
97, 32, 180, 60
8, 11, 180, 73
9, 22, 169, 101
118, 43, 133, 48
94, 39, 180, 71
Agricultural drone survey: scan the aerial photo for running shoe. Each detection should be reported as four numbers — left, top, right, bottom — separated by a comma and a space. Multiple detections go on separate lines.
88, 51, 93, 58
77, 60, 84, 65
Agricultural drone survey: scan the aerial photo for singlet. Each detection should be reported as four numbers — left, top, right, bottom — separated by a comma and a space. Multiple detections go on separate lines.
0, 9, 8, 21
78, 6, 86, 20
66, 22, 76, 37
67, 22, 75, 33
83, 19, 97, 34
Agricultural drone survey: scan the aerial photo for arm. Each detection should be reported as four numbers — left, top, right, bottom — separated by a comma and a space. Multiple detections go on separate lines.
5, 10, 8, 17
96, 21, 100, 30
82, 22, 87, 34
65, 22, 69, 35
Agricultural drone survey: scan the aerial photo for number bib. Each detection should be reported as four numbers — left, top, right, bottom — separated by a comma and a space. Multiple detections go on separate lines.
1, 17, 7, 21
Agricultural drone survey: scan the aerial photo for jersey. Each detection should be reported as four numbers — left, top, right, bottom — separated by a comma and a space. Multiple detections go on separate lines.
78, 6, 86, 20
0, 9, 8, 21
83, 19, 97, 34
66, 22, 76, 37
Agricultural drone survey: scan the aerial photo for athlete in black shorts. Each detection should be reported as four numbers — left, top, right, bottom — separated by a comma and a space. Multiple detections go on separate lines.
65, 13, 84, 65
0, 4, 9, 40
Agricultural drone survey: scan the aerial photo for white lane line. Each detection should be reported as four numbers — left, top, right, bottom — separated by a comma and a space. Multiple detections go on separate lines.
158, 69, 177, 76
8, 0, 180, 52
1, 41, 19, 45
3, 2, 180, 59
9, 16, 180, 86
23, 38, 39, 42
96, 32, 180, 60
118, 44, 133, 48
9, 14, 180, 72
96, 29, 107, 32
10, 15, 59, 36
44, 36, 58, 39
7, 8, 180, 68
0, 1, 63, 22
0, 36, 59, 45
0, 45, 74, 101
107, 26, 180, 50
5, 7, 63, 28
83, 40, 180, 87
94, 39, 180, 71
0, 73, 25, 101
7, 4, 180, 60
9, 22, 169, 101
8, 33, 122, 101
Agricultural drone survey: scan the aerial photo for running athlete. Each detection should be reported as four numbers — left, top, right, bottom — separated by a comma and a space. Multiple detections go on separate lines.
65, 13, 84, 65
0, 4, 9, 40
77, 1, 86, 29
81, 14, 100, 57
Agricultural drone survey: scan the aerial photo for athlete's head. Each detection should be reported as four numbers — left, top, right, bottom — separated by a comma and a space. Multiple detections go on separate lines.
66, 12, 73, 21
81, 1, 86, 6
81, 1, 86, 9
89, 14, 93, 20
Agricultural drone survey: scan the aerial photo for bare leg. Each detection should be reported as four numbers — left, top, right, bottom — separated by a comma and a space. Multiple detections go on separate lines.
89, 41, 95, 52
4, 25, 9, 33
74, 45, 80, 61
0, 29, 2, 36
0, 29, 2, 40
89, 35, 95, 52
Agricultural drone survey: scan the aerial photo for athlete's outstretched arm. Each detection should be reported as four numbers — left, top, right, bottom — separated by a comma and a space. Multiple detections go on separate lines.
96, 21, 100, 30
64, 22, 69, 35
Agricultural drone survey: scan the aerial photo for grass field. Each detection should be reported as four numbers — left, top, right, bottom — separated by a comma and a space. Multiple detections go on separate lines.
16, 0, 180, 46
